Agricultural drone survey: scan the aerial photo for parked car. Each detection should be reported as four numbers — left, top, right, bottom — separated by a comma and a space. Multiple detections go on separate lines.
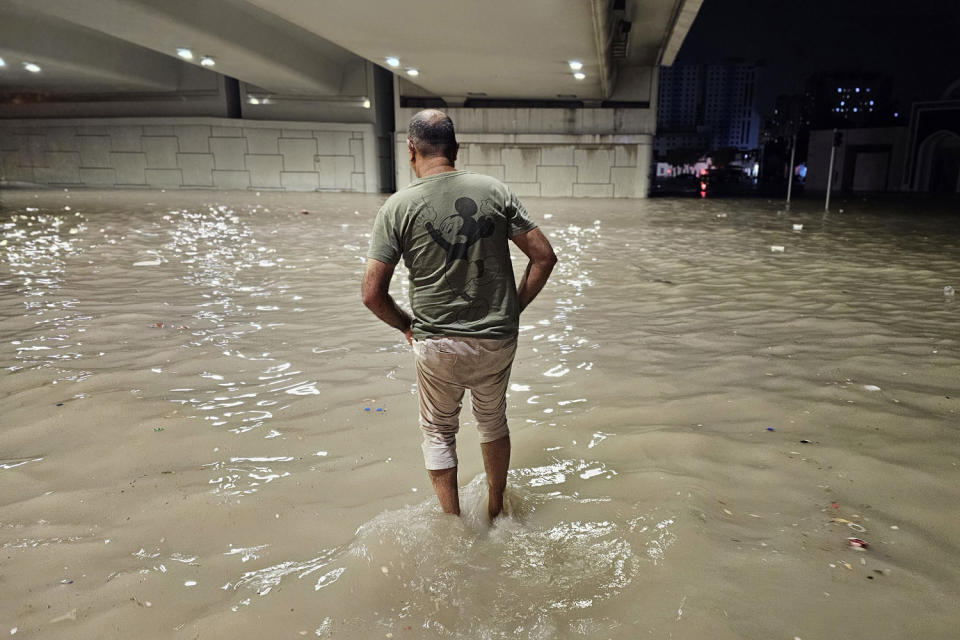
701, 168, 754, 197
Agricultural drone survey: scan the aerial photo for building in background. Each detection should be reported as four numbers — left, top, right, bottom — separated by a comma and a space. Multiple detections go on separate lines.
804, 71, 898, 129
902, 80, 960, 193
655, 61, 761, 162
805, 77, 960, 195
760, 71, 904, 192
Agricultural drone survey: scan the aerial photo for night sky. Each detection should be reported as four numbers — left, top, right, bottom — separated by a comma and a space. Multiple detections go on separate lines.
675, 0, 960, 115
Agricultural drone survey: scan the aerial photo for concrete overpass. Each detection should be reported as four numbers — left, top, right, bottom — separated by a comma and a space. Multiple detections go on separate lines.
0, 0, 703, 196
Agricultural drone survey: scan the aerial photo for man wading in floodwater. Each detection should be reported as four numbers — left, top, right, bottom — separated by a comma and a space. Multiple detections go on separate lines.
362, 110, 556, 519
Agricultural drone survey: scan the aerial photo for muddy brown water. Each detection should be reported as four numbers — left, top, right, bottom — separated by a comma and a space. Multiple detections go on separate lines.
1, 189, 958, 639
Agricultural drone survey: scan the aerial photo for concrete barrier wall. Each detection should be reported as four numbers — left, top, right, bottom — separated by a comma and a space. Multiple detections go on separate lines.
399, 107, 656, 136
393, 106, 655, 197
0, 117, 379, 193
395, 132, 652, 198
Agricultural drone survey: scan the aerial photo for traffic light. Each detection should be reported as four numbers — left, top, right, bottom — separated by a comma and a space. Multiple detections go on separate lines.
834, 130, 844, 147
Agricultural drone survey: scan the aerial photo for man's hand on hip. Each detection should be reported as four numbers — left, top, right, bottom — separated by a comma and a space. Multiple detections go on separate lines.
510, 227, 558, 313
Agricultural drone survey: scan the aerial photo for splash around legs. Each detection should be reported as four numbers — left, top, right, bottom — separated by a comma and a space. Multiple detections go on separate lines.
427, 435, 511, 521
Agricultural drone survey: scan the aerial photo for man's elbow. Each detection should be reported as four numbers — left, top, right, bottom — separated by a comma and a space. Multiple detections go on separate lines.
360, 285, 379, 311
539, 250, 558, 268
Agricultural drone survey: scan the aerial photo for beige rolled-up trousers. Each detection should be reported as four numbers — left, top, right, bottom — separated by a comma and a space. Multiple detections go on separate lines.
412, 335, 518, 470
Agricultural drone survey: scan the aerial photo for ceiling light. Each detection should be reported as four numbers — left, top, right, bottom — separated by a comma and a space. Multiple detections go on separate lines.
0, 58, 6, 68
385, 57, 400, 68
200, 56, 215, 67
176, 48, 194, 60
24, 62, 42, 73
247, 96, 260, 105
362, 98, 371, 109
568, 60, 583, 71
406, 68, 419, 77
573, 72, 586, 80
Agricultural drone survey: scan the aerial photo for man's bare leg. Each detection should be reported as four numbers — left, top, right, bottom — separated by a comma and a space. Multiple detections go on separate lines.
481, 435, 511, 520
428, 467, 460, 515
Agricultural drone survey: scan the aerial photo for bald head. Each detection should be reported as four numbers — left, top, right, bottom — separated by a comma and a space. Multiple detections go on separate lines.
407, 109, 458, 163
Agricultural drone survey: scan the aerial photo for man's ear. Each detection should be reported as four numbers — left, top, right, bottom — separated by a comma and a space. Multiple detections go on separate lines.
452, 143, 459, 164
407, 139, 416, 164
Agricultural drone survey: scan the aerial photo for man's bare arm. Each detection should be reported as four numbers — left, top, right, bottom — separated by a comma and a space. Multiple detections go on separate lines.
361, 258, 413, 344
510, 227, 557, 313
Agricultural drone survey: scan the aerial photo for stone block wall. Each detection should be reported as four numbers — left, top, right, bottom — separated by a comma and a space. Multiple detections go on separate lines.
395, 133, 652, 198
0, 117, 379, 193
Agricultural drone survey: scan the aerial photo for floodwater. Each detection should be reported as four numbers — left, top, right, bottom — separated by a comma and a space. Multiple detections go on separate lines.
1, 189, 958, 640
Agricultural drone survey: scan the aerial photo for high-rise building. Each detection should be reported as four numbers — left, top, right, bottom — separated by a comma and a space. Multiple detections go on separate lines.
655, 62, 761, 156
804, 71, 896, 128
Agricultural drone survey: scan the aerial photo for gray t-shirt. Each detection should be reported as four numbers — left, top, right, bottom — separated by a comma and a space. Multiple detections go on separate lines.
367, 170, 538, 340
